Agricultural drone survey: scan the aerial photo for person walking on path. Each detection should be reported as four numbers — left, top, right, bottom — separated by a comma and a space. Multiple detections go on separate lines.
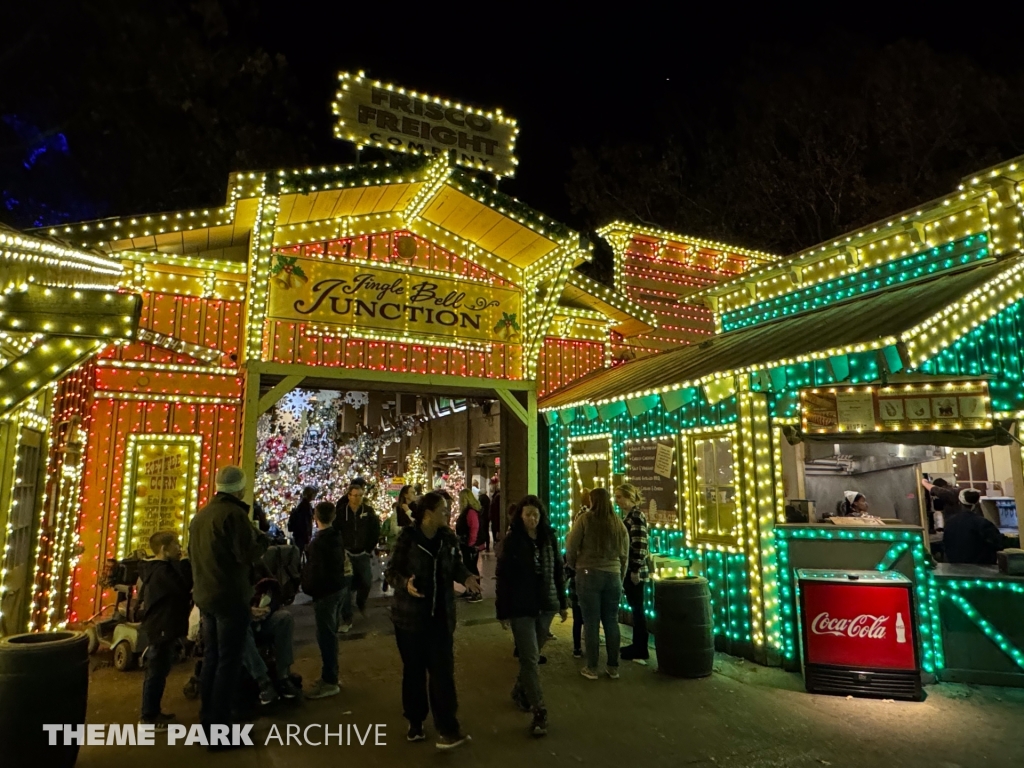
489, 482, 501, 549
495, 495, 568, 737
565, 487, 628, 681
395, 485, 415, 528
188, 466, 268, 744
288, 486, 316, 559
138, 531, 192, 730
455, 488, 485, 602
478, 487, 491, 552
334, 481, 380, 631
302, 501, 352, 700
616, 483, 651, 664
565, 492, 590, 659
385, 492, 481, 750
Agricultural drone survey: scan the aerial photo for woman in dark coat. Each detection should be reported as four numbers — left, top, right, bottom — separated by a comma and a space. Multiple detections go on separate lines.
495, 495, 567, 738
384, 492, 481, 750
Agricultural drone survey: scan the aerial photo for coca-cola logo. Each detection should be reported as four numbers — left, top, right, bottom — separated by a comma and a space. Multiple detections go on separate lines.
811, 612, 888, 639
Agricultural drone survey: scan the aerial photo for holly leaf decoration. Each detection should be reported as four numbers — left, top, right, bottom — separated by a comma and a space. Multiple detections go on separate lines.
270, 255, 298, 276
503, 312, 520, 331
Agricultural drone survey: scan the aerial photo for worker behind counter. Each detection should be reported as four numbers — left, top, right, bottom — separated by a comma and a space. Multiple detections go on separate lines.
922, 479, 1004, 565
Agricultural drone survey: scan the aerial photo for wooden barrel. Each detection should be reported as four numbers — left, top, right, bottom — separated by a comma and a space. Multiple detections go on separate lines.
654, 577, 714, 678
0, 630, 90, 767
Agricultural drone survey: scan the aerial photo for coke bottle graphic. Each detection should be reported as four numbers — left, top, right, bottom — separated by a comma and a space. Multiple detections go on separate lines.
895, 613, 906, 644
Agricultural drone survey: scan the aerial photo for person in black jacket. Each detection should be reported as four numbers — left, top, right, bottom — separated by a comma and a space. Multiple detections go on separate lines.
334, 482, 381, 629
139, 530, 193, 730
495, 495, 567, 738
385, 492, 480, 750
302, 502, 351, 700
939, 488, 1005, 564
288, 487, 316, 557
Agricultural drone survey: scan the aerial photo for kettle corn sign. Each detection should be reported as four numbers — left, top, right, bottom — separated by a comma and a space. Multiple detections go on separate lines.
332, 72, 519, 177
268, 255, 522, 346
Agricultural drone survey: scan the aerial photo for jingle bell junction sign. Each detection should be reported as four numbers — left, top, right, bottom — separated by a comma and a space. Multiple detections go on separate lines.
268, 255, 522, 346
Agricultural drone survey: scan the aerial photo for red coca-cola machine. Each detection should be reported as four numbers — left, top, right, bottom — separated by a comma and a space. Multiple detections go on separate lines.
796, 569, 921, 701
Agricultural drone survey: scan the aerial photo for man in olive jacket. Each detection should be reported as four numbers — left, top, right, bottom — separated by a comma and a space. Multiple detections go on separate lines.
189, 466, 268, 740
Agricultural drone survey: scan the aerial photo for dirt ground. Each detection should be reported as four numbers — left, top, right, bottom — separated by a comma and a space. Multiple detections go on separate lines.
77, 555, 1024, 768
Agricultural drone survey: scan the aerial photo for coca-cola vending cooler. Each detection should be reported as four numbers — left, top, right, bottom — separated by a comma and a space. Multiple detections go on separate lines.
797, 569, 921, 701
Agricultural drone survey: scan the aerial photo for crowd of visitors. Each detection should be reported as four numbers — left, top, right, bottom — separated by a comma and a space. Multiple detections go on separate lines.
132, 463, 651, 750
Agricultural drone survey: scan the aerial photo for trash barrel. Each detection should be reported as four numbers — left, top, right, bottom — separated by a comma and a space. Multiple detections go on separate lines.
0, 630, 90, 767
654, 577, 714, 678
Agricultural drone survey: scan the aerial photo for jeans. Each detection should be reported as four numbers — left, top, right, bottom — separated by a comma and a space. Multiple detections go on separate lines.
576, 569, 623, 670
241, 610, 295, 682
509, 612, 555, 710
623, 576, 650, 654
343, 553, 372, 622
571, 599, 583, 652
200, 607, 250, 728
461, 544, 480, 578
141, 638, 175, 719
395, 622, 460, 737
314, 591, 343, 684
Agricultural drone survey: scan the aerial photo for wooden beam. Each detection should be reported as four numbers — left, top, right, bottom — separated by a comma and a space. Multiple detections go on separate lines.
527, 388, 538, 494
240, 369, 260, 508
495, 388, 528, 425
251, 360, 534, 396
258, 375, 304, 415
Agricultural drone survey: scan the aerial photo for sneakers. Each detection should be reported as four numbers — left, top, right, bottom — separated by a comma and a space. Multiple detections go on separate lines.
407, 724, 426, 742
530, 708, 548, 738
258, 678, 279, 706
276, 676, 301, 699
306, 679, 341, 699
606, 666, 620, 680
620, 645, 650, 663
436, 732, 471, 750
338, 623, 352, 634
572, 648, 582, 659
466, 593, 484, 603
580, 667, 599, 680
138, 713, 175, 732
511, 684, 531, 712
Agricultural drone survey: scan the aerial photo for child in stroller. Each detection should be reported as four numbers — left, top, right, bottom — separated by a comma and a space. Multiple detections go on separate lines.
183, 555, 302, 712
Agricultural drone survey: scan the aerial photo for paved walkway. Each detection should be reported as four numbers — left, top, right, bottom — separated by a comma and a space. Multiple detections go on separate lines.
78, 554, 1024, 767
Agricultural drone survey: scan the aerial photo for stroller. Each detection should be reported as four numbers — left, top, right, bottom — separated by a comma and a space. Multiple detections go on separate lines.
183, 545, 303, 710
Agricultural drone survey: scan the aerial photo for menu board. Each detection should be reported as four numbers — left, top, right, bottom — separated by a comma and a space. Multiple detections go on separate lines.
801, 380, 990, 434
625, 440, 679, 528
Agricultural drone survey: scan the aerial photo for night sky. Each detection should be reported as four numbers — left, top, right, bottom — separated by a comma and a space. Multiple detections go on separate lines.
2, 4, 1022, 231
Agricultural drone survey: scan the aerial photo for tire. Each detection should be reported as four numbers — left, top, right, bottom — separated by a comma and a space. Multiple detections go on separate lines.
113, 641, 136, 671
0, 631, 89, 768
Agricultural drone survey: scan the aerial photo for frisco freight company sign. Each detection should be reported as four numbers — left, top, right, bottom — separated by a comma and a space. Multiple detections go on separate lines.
332, 71, 519, 177
267, 255, 522, 346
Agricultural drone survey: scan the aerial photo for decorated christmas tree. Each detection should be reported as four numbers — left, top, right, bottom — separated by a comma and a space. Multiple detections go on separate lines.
404, 448, 427, 492
445, 461, 466, 498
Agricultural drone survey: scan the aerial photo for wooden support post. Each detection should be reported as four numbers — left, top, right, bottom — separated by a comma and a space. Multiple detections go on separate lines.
241, 368, 260, 507
494, 387, 528, 424
258, 375, 304, 415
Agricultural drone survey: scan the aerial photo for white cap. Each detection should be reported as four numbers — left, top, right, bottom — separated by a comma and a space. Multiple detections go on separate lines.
216, 465, 247, 494
843, 491, 861, 505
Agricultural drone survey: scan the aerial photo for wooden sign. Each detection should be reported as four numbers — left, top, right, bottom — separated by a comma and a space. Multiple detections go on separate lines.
267, 255, 522, 346
332, 72, 519, 177
801, 380, 991, 434
127, 440, 196, 554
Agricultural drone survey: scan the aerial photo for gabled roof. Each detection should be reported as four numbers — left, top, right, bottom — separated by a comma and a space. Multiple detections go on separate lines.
539, 258, 1019, 411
